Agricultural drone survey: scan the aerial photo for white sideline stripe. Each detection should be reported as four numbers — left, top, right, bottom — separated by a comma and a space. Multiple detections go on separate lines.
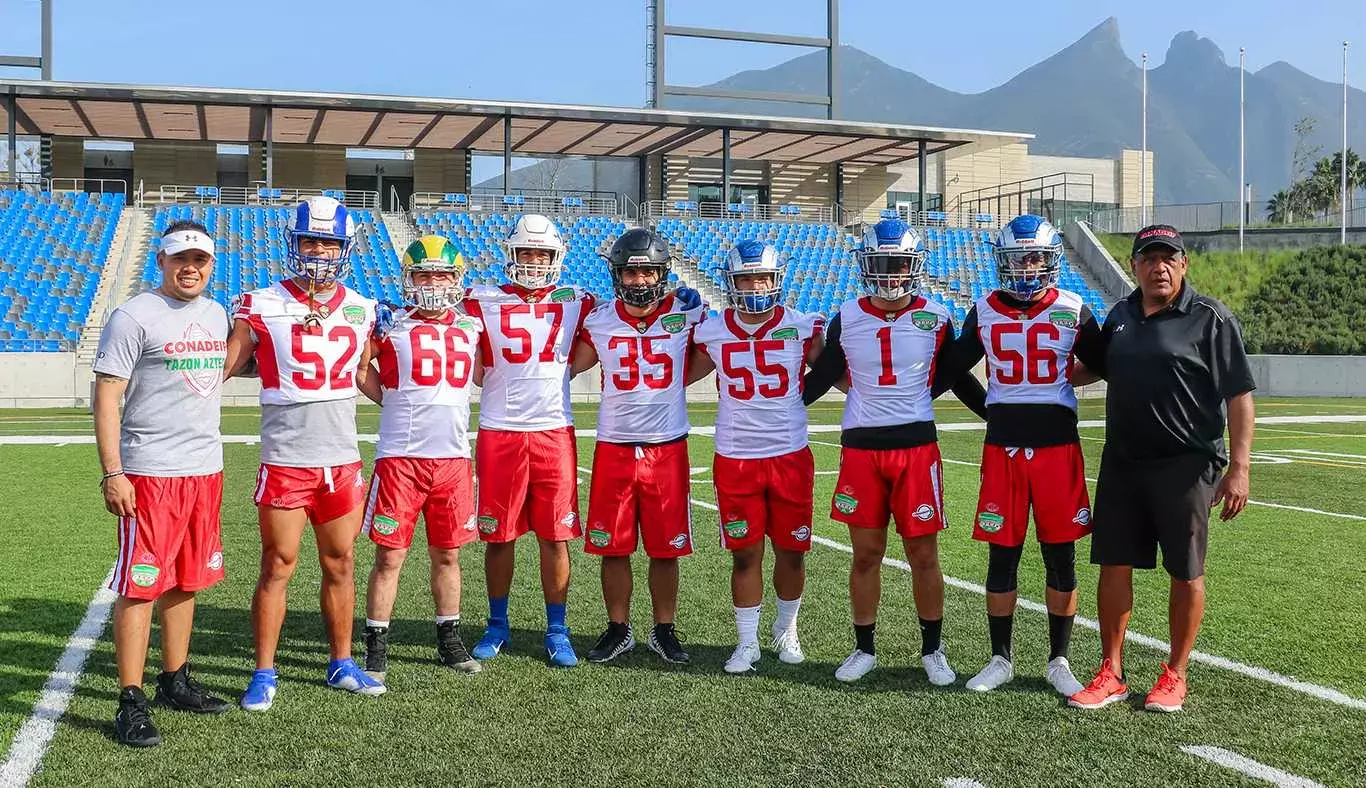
0, 568, 116, 788
1180, 746, 1325, 787
942, 780, 988, 788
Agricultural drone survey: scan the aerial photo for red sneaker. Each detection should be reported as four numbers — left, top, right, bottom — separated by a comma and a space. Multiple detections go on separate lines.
1144, 663, 1187, 713
1067, 658, 1130, 709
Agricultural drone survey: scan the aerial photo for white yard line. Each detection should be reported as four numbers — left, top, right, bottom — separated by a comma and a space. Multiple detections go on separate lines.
941, 780, 988, 788
1180, 746, 1325, 787
0, 569, 116, 788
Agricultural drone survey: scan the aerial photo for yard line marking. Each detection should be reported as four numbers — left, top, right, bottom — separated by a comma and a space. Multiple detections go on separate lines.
1179, 746, 1325, 787
1280, 448, 1366, 460
942, 780, 988, 788
0, 568, 116, 788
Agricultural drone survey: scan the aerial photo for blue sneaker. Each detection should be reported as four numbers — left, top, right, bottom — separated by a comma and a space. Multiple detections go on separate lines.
326, 658, 386, 696
545, 625, 578, 668
472, 624, 510, 660
241, 668, 277, 712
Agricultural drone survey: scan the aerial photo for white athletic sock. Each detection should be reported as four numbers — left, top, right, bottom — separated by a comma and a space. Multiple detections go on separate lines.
435, 614, 460, 625
734, 605, 761, 646
366, 618, 390, 630
775, 596, 802, 633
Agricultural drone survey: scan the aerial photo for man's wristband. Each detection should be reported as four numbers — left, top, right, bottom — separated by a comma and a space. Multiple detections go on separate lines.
100, 470, 125, 487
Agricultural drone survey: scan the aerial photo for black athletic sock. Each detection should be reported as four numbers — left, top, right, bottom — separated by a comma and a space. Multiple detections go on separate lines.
918, 617, 943, 656
1048, 613, 1074, 661
988, 614, 1013, 661
854, 623, 876, 655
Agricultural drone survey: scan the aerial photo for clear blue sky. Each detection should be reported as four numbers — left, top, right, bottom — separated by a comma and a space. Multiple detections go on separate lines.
0, 0, 1359, 105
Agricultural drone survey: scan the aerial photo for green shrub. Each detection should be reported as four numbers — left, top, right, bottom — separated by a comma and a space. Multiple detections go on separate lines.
1240, 245, 1366, 354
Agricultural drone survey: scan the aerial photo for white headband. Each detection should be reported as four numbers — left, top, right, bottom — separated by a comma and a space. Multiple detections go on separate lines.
161, 230, 216, 258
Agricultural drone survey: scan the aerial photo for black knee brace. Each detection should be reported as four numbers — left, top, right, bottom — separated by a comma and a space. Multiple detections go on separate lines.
1040, 541, 1077, 592
985, 544, 1023, 594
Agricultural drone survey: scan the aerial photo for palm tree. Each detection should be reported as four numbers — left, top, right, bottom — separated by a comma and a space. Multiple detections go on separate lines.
1266, 190, 1291, 223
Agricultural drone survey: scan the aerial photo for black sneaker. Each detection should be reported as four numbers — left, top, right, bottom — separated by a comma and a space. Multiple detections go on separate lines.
647, 623, 690, 664
436, 621, 482, 674
154, 664, 232, 714
115, 686, 162, 748
586, 622, 634, 663
364, 625, 389, 679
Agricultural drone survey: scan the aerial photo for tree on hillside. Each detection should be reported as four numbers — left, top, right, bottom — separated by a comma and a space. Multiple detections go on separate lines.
1268, 147, 1366, 222
1241, 245, 1366, 355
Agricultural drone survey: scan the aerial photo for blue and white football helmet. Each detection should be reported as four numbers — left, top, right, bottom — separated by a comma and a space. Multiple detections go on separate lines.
993, 214, 1062, 300
723, 240, 784, 314
285, 195, 356, 286
857, 219, 926, 300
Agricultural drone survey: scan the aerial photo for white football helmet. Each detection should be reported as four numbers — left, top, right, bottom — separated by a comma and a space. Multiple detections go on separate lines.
504, 214, 566, 289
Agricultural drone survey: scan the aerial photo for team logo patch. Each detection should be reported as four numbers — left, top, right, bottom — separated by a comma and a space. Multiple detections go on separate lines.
165, 322, 226, 399
343, 305, 367, 325
550, 287, 576, 303
1073, 508, 1092, 526
1049, 310, 1079, 329
912, 504, 936, 522
372, 515, 400, 536
833, 493, 858, 514
130, 563, 161, 587
463, 515, 477, 531
477, 515, 499, 534
770, 327, 798, 340
588, 529, 611, 548
561, 511, 579, 529
455, 317, 479, 332
669, 533, 689, 549
206, 551, 224, 571
791, 526, 811, 542
723, 520, 750, 539
977, 511, 1005, 533
911, 310, 938, 331
660, 313, 687, 334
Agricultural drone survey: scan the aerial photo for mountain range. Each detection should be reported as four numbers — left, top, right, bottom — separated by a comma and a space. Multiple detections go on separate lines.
668, 18, 1366, 206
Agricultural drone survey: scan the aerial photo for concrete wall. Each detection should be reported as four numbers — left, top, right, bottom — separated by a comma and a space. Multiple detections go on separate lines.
1183, 227, 1366, 252
1117, 149, 1154, 211
413, 149, 469, 195
1028, 154, 1118, 204
132, 141, 218, 192
1065, 220, 1134, 302
1247, 356, 1366, 397
942, 143, 1030, 210
49, 137, 84, 181
270, 144, 346, 190
838, 163, 895, 218
0, 354, 82, 407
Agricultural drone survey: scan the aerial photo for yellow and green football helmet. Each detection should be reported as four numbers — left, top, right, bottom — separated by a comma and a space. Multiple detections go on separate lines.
401, 235, 467, 311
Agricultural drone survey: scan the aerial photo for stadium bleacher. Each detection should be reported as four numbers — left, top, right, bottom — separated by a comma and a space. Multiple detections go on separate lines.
0, 190, 125, 351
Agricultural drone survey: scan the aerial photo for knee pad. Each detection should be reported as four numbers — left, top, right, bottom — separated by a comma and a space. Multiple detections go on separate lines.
985, 544, 1023, 594
1041, 541, 1077, 592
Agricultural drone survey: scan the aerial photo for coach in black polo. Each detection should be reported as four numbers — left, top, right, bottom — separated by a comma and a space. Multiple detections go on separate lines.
1068, 224, 1255, 714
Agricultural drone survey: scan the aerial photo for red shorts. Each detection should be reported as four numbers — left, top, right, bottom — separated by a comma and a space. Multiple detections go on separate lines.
974, 443, 1092, 546
831, 444, 947, 538
714, 447, 815, 553
474, 427, 582, 543
363, 457, 477, 550
585, 439, 692, 558
253, 461, 365, 526
112, 473, 225, 601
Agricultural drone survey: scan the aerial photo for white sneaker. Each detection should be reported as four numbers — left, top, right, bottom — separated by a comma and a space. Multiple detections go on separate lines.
835, 649, 877, 682
1047, 656, 1085, 696
770, 627, 805, 665
724, 641, 761, 674
921, 648, 957, 686
965, 655, 1014, 692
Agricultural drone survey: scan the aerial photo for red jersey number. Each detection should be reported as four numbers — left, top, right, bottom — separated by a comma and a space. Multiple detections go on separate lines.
499, 303, 565, 364
720, 340, 790, 400
989, 322, 1062, 385
607, 335, 674, 390
410, 325, 473, 388
291, 324, 358, 391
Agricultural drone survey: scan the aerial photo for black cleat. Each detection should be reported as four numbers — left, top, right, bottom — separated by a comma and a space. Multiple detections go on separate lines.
436, 621, 482, 674
115, 686, 162, 748
647, 623, 690, 665
154, 664, 232, 715
586, 622, 635, 663
364, 625, 389, 680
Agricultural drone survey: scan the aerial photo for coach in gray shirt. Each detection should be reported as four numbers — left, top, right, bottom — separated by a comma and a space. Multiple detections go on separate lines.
1067, 225, 1255, 714
93, 220, 233, 747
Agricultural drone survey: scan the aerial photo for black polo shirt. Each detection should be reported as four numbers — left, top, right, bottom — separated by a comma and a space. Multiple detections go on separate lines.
1095, 282, 1256, 468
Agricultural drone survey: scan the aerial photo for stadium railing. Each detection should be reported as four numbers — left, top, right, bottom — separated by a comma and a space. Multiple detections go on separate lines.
151, 185, 380, 209
643, 199, 837, 224
845, 205, 1001, 229
1088, 202, 1366, 234
411, 191, 621, 217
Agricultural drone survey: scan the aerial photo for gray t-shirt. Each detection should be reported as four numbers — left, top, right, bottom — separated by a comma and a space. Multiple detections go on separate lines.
93, 291, 228, 476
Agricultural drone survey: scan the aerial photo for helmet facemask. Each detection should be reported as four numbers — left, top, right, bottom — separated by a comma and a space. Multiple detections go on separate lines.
287, 233, 352, 288
403, 265, 466, 312
612, 262, 670, 309
726, 270, 782, 314
506, 247, 563, 290
995, 248, 1060, 300
859, 251, 924, 300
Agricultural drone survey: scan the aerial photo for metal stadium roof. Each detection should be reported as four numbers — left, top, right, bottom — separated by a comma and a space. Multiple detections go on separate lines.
0, 80, 1031, 165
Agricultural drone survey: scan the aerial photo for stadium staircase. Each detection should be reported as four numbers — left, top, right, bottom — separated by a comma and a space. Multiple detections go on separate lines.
76, 207, 153, 363
380, 211, 419, 261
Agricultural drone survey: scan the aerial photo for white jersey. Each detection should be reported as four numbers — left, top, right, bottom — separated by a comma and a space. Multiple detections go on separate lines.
582, 295, 705, 444
233, 280, 376, 466
374, 309, 484, 459
974, 289, 1083, 411
836, 296, 950, 430
695, 307, 823, 459
466, 283, 594, 432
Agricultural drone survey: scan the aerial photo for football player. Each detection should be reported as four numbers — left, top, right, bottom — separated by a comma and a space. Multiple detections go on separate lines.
462, 214, 594, 667
941, 214, 1106, 696
687, 240, 824, 673
225, 195, 384, 708
803, 218, 986, 686
357, 236, 484, 682
571, 229, 706, 664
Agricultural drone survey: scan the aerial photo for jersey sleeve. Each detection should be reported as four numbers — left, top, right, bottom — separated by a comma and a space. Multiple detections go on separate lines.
462, 298, 495, 367
1212, 310, 1257, 399
801, 313, 846, 406
231, 292, 254, 322
92, 308, 143, 379
1072, 305, 1107, 377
